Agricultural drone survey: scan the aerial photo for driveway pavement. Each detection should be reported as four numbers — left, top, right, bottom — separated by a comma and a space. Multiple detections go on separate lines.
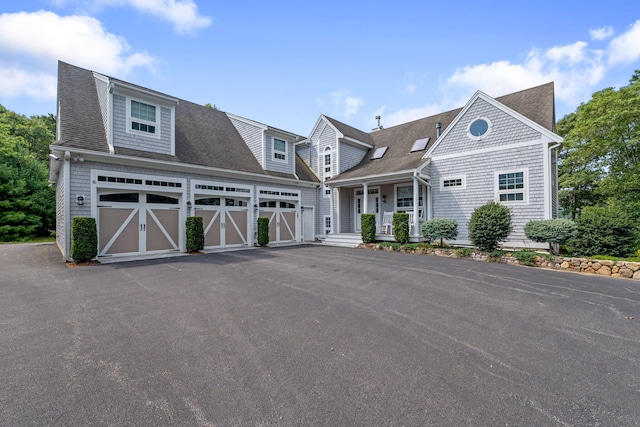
1, 243, 639, 426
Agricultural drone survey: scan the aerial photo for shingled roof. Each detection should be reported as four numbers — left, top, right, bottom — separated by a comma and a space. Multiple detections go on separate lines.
53, 61, 318, 182
327, 82, 556, 182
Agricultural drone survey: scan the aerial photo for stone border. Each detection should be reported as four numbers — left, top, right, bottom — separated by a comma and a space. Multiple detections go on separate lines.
357, 243, 640, 280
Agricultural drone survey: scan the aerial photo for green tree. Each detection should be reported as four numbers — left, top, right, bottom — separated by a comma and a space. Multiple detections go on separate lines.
0, 124, 54, 240
558, 71, 640, 217
0, 105, 56, 163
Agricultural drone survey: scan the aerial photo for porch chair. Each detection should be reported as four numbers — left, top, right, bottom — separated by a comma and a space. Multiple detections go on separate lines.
381, 211, 394, 234
407, 211, 415, 235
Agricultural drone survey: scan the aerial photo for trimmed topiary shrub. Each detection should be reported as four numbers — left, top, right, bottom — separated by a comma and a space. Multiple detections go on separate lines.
421, 218, 458, 246
570, 205, 638, 257
71, 217, 97, 262
468, 201, 513, 252
524, 219, 576, 248
257, 217, 270, 246
393, 212, 410, 244
186, 216, 204, 252
361, 213, 377, 243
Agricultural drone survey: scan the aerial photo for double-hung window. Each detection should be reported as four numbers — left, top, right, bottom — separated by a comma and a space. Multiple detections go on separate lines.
324, 146, 332, 177
273, 138, 287, 161
395, 185, 423, 209
130, 100, 157, 135
496, 170, 527, 203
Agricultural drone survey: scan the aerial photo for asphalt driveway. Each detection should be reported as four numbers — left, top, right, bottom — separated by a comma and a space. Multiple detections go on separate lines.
1, 243, 639, 426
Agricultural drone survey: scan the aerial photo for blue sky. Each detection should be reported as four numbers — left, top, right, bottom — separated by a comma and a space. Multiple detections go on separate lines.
1, 1, 639, 135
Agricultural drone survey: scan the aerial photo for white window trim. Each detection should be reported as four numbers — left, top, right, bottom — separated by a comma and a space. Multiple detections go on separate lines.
466, 116, 492, 141
440, 175, 466, 190
323, 146, 333, 178
495, 168, 529, 205
394, 183, 423, 210
323, 184, 331, 199
126, 97, 160, 139
323, 215, 332, 235
272, 137, 288, 163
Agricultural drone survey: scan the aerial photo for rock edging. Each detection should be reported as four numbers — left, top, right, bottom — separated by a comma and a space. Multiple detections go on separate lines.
357, 243, 640, 280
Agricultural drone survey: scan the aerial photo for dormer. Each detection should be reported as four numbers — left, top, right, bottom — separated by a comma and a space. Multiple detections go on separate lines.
226, 113, 300, 176
94, 72, 178, 156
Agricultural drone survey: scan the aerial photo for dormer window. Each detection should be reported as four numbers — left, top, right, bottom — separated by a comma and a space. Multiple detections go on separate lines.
273, 138, 287, 162
130, 100, 157, 135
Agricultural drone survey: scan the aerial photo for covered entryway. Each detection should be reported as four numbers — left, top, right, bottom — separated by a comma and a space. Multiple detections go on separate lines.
257, 187, 301, 244
354, 187, 380, 231
97, 192, 181, 257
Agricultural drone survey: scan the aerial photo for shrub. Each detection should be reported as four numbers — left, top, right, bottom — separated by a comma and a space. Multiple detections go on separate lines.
403, 243, 420, 251
257, 217, 270, 246
514, 250, 537, 266
524, 219, 576, 247
393, 212, 410, 244
488, 249, 506, 261
570, 205, 638, 258
468, 201, 513, 252
186, 216, 204, 252
361, 213, 377, 243
456, 247, 473, 258
421, 218, 458, 246
71, 217, 97, 262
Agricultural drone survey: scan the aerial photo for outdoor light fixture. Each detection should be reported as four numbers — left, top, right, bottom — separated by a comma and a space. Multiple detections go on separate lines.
76, 195, 84, 205
382, 195, 387, 203
186, 201, 192, 209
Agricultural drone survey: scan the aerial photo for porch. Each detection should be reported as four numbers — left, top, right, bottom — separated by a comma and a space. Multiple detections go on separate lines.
323, 232, 426, 248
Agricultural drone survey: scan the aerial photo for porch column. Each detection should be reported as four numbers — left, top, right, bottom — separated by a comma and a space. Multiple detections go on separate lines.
412, 177, 420, 236
362, 183, 369, 214
329, 185, 334, 234
336, 188, 341, 234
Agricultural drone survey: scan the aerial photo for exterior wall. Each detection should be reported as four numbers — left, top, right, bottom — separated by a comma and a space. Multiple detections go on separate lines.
339, 142, 367, 173
55, 161, 67, 256
339, 188, 352, 232
430, 98, 542, 158
228, 116, 263, 165
264, 134, 294, 175
112, 94, 173, 155
316, 123, 337, 179
296, 144, 311, 169
94, 76, 110, 145
430, 143, 546, 245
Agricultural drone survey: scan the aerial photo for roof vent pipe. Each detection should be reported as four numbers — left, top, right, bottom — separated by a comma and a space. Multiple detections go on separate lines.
372, 115, 384, 131
436, 122, 442, 138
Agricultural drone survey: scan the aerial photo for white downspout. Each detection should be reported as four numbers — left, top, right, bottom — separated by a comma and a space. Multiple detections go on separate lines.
63, 151, 71, 260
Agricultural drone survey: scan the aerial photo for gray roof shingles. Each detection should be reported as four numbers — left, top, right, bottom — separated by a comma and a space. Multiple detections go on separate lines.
328, 82, 556, 182
53, 61, 318, 182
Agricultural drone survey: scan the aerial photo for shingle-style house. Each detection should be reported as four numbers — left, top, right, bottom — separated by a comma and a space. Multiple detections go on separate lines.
49, 61, 561, 261
305, 83, 562, 248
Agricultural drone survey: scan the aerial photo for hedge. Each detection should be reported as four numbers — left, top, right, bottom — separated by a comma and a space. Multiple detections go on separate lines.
257, 217, 270, 246
71, 217, 97, 262
361, 213, 377, 243
393, 212, 410, 245
186, 216, 204, 252
468, 201, 512, 252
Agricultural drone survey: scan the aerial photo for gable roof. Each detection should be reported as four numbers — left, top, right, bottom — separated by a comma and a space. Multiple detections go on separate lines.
53, 62, 317, 182
324, 115, 373, 145
328, 82, 557, 183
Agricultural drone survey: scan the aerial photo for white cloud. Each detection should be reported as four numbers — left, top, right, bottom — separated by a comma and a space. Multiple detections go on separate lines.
406, 83, 416, 94
0, 10, 158, 100
590, 26, 615, 41
607, 20, 640, 66
330, 90, 364, 119
382, 20, 640, 127
85, 0, 211, 34
589, 27, 615, 40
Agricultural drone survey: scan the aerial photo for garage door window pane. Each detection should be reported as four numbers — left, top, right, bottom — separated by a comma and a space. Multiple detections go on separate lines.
100, 193, 139, 203
147, 194, 179, 204
195, 198, 220, 205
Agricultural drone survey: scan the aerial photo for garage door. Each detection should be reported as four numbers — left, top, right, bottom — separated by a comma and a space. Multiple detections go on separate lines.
97, 192, 181, 257
194, 197, 250, 249
259, 200, 297, 244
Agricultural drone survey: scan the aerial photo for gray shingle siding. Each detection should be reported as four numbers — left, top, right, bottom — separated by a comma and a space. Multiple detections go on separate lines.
339, 188, 352, 232
339, 143, 367, 173
264, 135, 294, 175
431, 98, 542, 158
112, 94, 173, 155
317, 123, 337, 179
55, 162, 66, 255
429, 143, 546, 243
228, 116, 263, 165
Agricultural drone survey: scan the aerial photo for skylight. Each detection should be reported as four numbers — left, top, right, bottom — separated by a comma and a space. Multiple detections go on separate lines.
410, 137, 430, 152
371, 146, 388, 160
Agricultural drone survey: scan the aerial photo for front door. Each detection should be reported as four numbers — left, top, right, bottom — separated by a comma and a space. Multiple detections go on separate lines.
355, 191, 379, 231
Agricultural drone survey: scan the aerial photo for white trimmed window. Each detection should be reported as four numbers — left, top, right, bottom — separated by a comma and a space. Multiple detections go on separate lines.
441, 175, 466, 190
496, 170, 527, 203
324, 215, 331, 235
323, 146, 333, 177
129, 100, 157, 135
395, 184, 423, 209
324, 185, 331, 198
273, 138, 287, 162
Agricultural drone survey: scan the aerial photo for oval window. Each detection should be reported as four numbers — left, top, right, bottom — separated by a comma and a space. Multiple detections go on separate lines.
469, 118, 489, 137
